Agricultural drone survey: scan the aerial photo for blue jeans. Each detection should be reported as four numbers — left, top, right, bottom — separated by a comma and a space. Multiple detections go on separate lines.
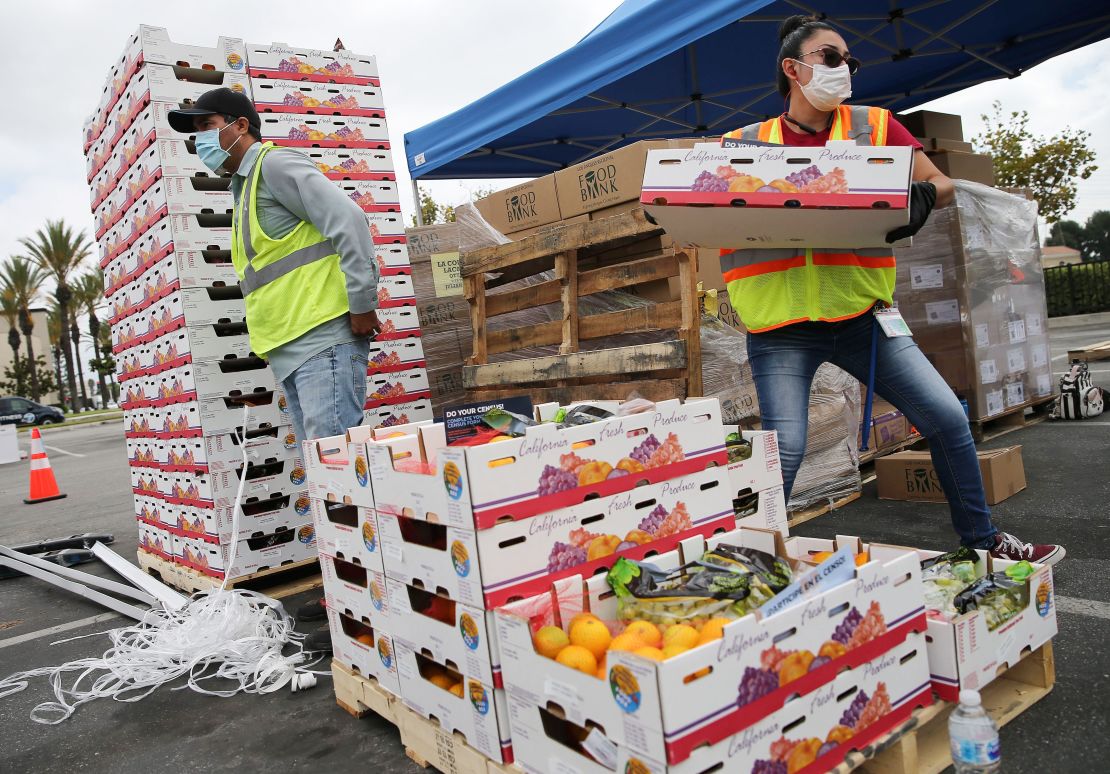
281, 340, 370, 443
748, 311, 998, 549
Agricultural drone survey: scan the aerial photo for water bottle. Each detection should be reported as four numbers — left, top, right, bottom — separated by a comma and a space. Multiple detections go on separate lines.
949, 689, 1001, 773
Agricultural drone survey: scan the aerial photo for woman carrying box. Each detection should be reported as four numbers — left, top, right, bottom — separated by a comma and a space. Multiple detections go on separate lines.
720, 14, 1062, 564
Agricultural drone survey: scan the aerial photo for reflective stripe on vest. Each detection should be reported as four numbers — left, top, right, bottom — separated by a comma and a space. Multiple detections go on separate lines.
231, 142, 349, 357
718, 105, 897, 333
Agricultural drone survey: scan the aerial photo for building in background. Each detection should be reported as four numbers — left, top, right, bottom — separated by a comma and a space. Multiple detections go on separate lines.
1041, 245, 1083, 268
0, 307, 61, 405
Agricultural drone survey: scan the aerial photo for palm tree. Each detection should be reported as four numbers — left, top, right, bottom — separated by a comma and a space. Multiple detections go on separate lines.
21, 219, 91, 412
73, 270, 110, 408
1, 288, 21, 372
47, 309, 66, 408
0, 257, 48, 400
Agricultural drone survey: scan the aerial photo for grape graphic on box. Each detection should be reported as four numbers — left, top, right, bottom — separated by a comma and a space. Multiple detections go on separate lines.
536, 432, 685, 496
690, 164, 849, 194
544, 501, 692, 573
735, 602, 887, 707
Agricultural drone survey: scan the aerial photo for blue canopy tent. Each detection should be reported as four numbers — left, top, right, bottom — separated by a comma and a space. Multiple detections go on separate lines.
404, 0, 1110, 191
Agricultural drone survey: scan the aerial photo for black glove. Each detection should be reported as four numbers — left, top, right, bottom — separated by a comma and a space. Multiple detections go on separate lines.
886, 181, 937, 243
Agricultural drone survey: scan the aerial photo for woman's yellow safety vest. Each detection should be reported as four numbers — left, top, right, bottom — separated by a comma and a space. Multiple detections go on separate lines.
231, 142, 348, 357
719, 105, 897, 333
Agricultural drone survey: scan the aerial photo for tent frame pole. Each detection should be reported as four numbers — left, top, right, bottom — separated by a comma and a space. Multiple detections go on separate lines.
412, 179, 424, 226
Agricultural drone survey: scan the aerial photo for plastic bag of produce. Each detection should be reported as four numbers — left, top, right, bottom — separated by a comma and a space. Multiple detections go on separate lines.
921, 546, 981, 620
953, 573, 1028, 630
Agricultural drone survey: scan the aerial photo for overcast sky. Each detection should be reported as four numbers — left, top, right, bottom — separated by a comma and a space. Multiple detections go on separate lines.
1, 0, 1106, 299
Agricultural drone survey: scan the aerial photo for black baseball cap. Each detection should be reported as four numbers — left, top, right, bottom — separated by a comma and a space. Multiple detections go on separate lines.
167, 87, 261, 134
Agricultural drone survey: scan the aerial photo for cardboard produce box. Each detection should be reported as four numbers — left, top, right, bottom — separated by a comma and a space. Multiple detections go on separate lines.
876, 446, 1026, 504
927, 150, 995, 186
474, 175, 562, 234
641, 142, 912, 248
897, 110, 964, 141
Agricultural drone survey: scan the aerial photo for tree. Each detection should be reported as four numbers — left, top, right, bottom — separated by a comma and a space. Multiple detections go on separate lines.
1045, 220, 1084, 252
411, 185, 457, 226
1, 288, 21, 372
975, 101, 1098, 224
47, 309, 66, 408
1081, 210, 1110, 263
0, 257, 48, 400
73, 270, 110, 407
21, 219, 91, 412
0, 355, 57, 399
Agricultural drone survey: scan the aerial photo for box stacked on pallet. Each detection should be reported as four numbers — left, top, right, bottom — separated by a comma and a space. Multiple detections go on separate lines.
84, 26, 316, 585
244, 42, 432, 429
496, 528, 935, 773
305, 397, 755, 766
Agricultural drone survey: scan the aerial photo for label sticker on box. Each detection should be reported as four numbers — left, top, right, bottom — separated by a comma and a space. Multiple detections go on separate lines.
986, 390, 1005, 416
974, 323, 990, 349
979, 359, 999, 384
910, 263, 944, 289
1037, 373, 1052, 395
1026, 313, 1044, 336
385, 542, 403, 563
1007, 348, 1026, 373
430, 251, 463, 298
550, 759, 583, 774
1032, 344, 1048, 369
544, 678, 583, 724
925, 299, 959, 325
1007, 319, 1027, 344
581, 729, 619, 770
1006, 381, 1025, 407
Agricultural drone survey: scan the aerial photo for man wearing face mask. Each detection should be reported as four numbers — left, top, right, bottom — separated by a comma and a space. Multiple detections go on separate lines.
715, 16, 1064, 566
169, 88, 381, 649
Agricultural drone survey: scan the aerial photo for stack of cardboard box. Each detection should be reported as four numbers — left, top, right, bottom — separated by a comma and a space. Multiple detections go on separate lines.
85, 27, 319, 581
245, 41, 433, 430
899, 109, 995, 186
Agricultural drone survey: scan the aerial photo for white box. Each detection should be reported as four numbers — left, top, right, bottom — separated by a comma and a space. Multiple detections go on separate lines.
367, 212, 407, 244
90, 161, 119, 211
328, 607, 401, 695
335, 180, 401, 212
177, 490, 309, 544
138, 523, 174, 561
149, 324, 254, 373
252, 79, 386, 116
246, 42, 378, 85
160, 455, 299, 509
131, 63, 251, 108
365, 368, 431, 409
192, 356, 276, 400
156, 392, 289, 439
363, 399, 434, 430
117, 26, 247, 83
496, 527, 927, 765
311, 499, 383, 572
374, 243, 411, 276
124, 407, 157, 439
508, 633, 931, 774
725, 428, 783, 496
119, 217, 176, 274
144, 249, 238, 292
369, 399, 726, 531
94, 181, 131, 240
162, 213, 233, 252
375, 274, 415, 308
112, 312, 151, 355
118, 346, 153, 382
387, 577, 502, 688
641, 142, 913, 248
472, 465, 737, 609
733, 484, 788, 534
260, 113, 390, 149
373, 306, 422, 340
130, 465, 161, 496
149, 286, 247, 333
321, 551, 390, 628
177, 522, 316, 578
152, 138, 217, 178
394, 640, 512, 764
85, 131, 115, 183
162, 429, 299, 473
126, 438, 159, 469
297, 147, 395, 181
367, 338, 426, 375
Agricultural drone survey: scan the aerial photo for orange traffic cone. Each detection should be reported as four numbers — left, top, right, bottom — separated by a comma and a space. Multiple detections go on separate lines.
24, 428, 67, 504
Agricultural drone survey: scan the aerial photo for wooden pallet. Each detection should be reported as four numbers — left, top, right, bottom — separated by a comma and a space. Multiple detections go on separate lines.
834, 641, 1055, 774
461, 208, 701, 405
1067, 338, 1110, 362
970, 394, 1056, 443
788, 490, 863, 529
135, 549, 321, 600
332, 660, 517, 774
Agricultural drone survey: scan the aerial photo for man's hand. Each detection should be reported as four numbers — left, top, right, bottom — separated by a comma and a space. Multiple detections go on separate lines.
350, 310, 381, 337
886, 181, 938, 244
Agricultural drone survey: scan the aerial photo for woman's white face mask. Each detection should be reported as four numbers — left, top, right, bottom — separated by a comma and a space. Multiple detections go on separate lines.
793, 60, 852, 111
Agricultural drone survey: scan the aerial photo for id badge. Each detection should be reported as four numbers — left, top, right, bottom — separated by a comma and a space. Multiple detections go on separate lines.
875, 306, 912, 337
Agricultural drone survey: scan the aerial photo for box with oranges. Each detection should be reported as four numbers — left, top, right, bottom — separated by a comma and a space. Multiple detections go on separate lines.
393, 640, 513, 764
158, 428, 299, 473
367, 212, 407, 245
310, 500, 382, 570
321, 552, 390, 629
245, 42, 379, 85
175, 522, 317, 578
494, 526, 928, 766
328, 607, 401, 697
508, 632, 931, 774
174, 491, 311, 544
385, 577, 502, 689
303, 422, 429, 508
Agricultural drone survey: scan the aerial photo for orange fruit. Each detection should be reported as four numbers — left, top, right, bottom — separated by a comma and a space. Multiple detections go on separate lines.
662, 644, 690, 660
568, 612, 600, 629
570, 618, 612, 661
596, 655, 607, 680
662, 624, 699, 650
633, 646, 665, 662
556, 645, 598, 675
355, 633, 375, 646
609, 633, 642, 652
623, 620, 662, 649
534, 626, 571, 660
429, 672, 456, 690
697, 617, 731, 645
449, 682, 464, 698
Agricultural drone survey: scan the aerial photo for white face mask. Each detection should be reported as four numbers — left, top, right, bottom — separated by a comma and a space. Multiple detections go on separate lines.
794, 61, 852, 111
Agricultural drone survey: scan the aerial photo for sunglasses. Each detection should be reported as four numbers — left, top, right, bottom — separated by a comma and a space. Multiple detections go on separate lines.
799, 47, 861, 75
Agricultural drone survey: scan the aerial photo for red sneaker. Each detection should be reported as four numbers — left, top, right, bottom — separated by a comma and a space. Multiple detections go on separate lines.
989, 532, 1065, 566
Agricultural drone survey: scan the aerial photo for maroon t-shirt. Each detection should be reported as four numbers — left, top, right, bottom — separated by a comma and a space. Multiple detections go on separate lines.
778, 114, 923, 149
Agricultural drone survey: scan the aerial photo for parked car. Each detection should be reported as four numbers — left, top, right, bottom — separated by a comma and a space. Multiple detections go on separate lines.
0, 396, 65, 426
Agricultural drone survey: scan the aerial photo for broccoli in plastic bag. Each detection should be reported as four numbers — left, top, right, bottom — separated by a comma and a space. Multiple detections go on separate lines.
921, 547, 982, 620
954, 573, 1028, 630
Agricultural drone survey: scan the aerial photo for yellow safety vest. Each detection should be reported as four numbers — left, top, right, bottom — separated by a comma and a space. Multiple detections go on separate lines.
231, 142, 349, 357
719, 105, 897, 333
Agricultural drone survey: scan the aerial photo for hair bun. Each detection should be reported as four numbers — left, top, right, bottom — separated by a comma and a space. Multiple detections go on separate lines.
778, 14, 819, 42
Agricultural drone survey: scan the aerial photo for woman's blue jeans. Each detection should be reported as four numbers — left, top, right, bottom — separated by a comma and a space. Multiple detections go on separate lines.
748, 311, 998, 548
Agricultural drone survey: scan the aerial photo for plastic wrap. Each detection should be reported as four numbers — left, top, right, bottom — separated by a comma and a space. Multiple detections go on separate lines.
699, 316, 759, 424
788, 364, 863, 511
894, 181, 1051, 420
